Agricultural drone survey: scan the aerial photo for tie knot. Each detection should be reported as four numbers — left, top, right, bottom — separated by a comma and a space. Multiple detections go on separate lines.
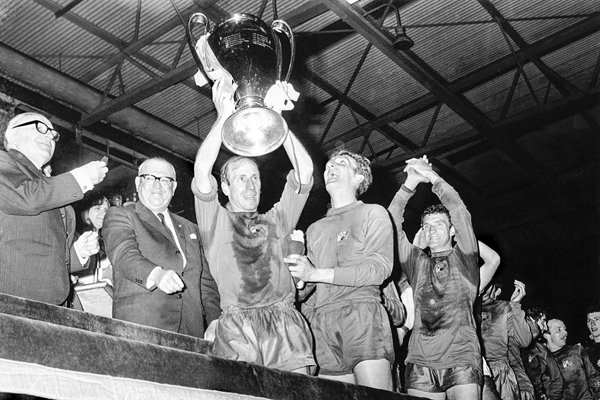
158, 213, 165, 223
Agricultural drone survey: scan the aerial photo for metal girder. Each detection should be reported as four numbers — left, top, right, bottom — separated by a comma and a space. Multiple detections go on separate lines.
323, 12, 600, 148
379, 86, 600, 170
300, 65, 419, 151
477, 0, 598, 129
80, 60, 201, 127
79, 0, 220, 83
319, 0, 541, 174
33, 0, 216, 126
79, 1, 324, 129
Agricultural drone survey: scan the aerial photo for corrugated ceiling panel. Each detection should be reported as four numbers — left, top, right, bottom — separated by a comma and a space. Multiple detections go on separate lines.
346, 45, 429, 116
302, 78, 335, 105
367, 130, 395, 155
390, 106, 434, 145
215, 0, 313, 21
405, 0, 509, 81
0, 2, 115, 82
542, 31, 600, 92
136, 83, 213, 132
320, 101, 368, 145
464, 71, 514, 118
305, 33, 371, 90
295, 9, 339, 32
494, 0, 598, 42
141, 25, 189, 69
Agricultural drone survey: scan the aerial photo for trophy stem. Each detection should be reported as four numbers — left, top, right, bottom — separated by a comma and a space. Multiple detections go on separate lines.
235, 96, 264, 111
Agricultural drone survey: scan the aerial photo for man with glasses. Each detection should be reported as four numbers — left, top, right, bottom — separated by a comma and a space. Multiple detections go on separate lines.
103, 157, 220, 337
0, 112, 108, 305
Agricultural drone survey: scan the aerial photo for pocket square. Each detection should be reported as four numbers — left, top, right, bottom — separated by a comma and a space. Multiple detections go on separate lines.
190, 233, 197, 240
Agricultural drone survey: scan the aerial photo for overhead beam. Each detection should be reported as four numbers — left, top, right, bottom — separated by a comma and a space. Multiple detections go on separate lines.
33, 0, 213, 115
319, 0, 542, 174
477, 0, 599, 129
378, 86, 600, 170
298, 65, 481, 198
0, 42, 200, 161
80, 60, 199, 127
323, 11, 600, 148
79, 0, 221, 83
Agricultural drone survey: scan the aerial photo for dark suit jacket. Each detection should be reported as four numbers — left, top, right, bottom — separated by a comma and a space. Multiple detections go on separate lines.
0, 149, 85, 305
103, 201, 220, 338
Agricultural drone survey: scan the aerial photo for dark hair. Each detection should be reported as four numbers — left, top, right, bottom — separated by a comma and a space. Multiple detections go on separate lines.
220, 156, 259, 186
586, 304, 600, 317
421, 204, 451, 226
526, 307, 547, 321
79, 192, 110, 230
329, 150, 372, 196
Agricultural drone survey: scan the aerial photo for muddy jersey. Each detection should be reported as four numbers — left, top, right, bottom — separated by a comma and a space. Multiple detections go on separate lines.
306, 201, 393, 308
552, 344, 600, 400
389, 179, 481, 371
192, 171, 312, 308
522, 341, 564, 400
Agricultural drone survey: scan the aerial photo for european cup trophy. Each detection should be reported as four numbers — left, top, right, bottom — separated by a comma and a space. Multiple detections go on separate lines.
188, 12, 296, 157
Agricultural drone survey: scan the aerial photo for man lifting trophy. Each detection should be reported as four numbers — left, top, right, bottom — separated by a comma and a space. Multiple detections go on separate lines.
188, 12, 297, 156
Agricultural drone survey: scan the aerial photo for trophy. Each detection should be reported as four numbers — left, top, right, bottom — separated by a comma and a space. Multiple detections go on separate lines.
188, 13, 295, 157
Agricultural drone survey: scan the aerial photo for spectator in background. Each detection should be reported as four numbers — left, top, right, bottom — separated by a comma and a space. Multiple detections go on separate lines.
522, 307, 564, 400
0, 112, 107, 305
480, 280, 534, 400
74, 193, 111, 282
104, 157, 220, 337
582, 305, 600, 374
544, 318, 600, 400
506, 282, 539, 400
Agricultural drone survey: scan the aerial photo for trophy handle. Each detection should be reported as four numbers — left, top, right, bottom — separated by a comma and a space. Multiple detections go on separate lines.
271, 20, 295, 83
187, 13, 212, 84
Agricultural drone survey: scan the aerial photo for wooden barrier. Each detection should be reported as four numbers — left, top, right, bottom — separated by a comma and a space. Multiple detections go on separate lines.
0, 294, 420, 400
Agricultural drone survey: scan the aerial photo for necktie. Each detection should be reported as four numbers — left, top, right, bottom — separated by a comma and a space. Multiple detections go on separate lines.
158, 213, 174, 242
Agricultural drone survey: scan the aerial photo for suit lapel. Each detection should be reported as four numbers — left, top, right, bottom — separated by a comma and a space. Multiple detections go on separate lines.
135, 202, 177, 245
9, 149, 67, 233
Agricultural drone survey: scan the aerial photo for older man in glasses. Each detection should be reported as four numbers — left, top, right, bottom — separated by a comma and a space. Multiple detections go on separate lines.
103, 157, 221, 337
0, 112, 108, 305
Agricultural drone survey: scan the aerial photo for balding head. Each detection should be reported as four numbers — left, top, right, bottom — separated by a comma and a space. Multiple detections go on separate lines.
544, 318, 568, 352
4, 112, 56, 168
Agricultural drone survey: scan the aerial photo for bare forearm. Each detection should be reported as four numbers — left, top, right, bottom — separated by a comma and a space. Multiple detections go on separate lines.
194, 118, 225, 192
282, 130, 313, 184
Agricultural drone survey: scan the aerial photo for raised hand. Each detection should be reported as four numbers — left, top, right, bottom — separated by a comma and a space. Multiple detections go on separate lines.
78, 160, 109, 185
212, 75, 236, 119
510, 280, 526, 303
74, 231, 100, 258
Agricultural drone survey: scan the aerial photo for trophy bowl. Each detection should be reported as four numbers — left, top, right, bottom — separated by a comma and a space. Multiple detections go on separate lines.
190, 13, 295, 157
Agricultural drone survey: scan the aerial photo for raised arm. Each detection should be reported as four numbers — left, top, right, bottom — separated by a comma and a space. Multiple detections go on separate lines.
478, 241, 501, 294
193, 76, 236, 194
282, 130, 313, 185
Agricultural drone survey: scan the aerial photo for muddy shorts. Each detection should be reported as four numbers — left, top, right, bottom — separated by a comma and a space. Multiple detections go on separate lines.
310, 298, 394, 375
212, 300, 315, 372
405, 363, 483, 392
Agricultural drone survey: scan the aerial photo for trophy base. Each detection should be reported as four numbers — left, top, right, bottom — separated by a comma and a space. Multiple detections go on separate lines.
222, 106, 288, 157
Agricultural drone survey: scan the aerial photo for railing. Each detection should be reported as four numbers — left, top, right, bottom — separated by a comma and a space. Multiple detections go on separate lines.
0, 293, 418, 400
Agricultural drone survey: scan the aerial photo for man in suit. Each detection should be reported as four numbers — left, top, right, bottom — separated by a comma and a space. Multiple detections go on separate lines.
0, 112, 108, 305
103, 157, 220, 337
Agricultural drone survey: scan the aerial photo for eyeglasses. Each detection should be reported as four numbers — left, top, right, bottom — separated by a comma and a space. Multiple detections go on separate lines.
138, 174, 175, 185
12, 120, 60, 142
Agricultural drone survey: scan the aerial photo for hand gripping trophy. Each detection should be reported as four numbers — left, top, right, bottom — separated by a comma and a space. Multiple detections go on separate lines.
187, 11, 298, 157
